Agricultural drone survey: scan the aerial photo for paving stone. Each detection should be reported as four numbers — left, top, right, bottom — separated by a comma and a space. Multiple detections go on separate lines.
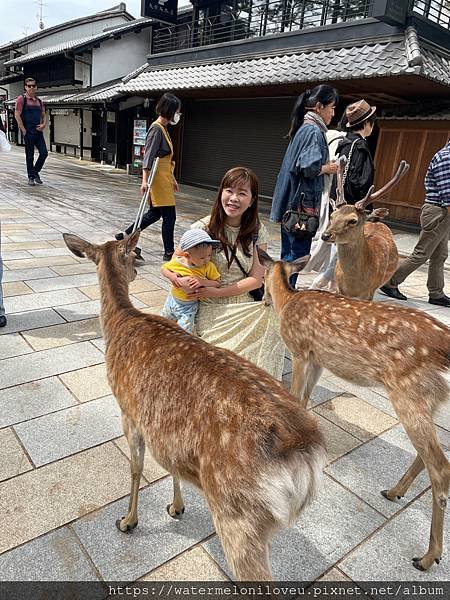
203, 475, 385, 581
313, 413, 362, 465
325, 424, 450, 517
59, 363, 111, 402
90, 337, 106, 353
2, 267, 58, 282
50, 263, 97, 276
0, 342, 103, 390
5, 256, 78, 270
22, 317, 102, 351
1, 250, 34, 260
1, 241, 55, 251
0, 333, 33, 360
0, 527, 102, 582
73, 477, 215, 581
0, 308, 65, 336
317, 568, 351, 582
8, 234, 63, 242
79, 278, 160, 300
25, 272, 99, 293
340, 491, 450, 582
27, 247, 72, 257
132, 290, 169, 308
56, 297, 146, 321
115, 437, 168, 484
0, 443, 132, 554
434, 401, 450, 432
141, 546, 227, 581
4, 288, 90, 314
54, 299, 102, 321
2, 281, 33, 297
315, 395, 398, 442
0, 428, 33, 481
0, 376, 78, 428
15, 396, 122, 466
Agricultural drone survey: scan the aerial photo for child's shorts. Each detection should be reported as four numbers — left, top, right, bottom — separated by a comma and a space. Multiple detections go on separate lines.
161, 294, 198, 333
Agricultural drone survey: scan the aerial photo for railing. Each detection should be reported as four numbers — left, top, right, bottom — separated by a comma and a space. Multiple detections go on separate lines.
411, 0, 450, 28
152, 0, 375, 54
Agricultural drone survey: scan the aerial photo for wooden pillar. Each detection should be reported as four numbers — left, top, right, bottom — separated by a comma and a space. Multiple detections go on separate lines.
79, 108, 84, 160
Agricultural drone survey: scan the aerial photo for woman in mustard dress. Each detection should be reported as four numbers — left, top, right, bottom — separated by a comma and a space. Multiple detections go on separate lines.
116, 93, 182, 261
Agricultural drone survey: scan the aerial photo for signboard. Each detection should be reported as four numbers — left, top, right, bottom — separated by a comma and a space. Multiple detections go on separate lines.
132, 119, 148, 171
141, 0, 178, 24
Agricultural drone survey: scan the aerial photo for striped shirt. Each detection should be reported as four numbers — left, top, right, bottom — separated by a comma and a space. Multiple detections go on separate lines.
425, 142, 450, 207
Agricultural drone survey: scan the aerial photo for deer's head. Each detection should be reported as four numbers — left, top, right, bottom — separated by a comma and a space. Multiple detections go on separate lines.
257, 248, 309, 306
63, 230, 140, 284
322, 159, 410, 245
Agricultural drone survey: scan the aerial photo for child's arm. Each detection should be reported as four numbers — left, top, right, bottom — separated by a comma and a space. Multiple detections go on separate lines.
161, 267, 182, 288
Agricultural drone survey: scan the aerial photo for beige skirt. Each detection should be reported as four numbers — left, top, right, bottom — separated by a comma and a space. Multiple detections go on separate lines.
195, 295, 286, 381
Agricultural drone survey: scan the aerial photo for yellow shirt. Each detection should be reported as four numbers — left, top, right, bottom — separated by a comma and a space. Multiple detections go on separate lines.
163, 257, 221, 301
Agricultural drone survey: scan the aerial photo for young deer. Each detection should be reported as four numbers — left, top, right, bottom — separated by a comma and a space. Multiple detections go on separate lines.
63, 231, 326, 581
321, 160, 410, 300
258, 248, 450, 572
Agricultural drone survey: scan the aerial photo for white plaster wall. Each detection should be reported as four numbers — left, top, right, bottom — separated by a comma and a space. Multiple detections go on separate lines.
74, 55, 91, 87
27, 17, 129, 52
91, 32, 151, 86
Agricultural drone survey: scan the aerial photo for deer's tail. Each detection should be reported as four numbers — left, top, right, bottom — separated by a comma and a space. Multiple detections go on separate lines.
257, 442, 326, 528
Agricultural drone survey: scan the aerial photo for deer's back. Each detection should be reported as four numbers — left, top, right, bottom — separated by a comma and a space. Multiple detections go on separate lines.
104, 312, 323, 483
280, 291, 450, 386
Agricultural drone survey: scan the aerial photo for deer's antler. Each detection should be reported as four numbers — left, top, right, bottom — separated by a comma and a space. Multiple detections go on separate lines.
335, 155, 347, 208
355, 160, 410, 211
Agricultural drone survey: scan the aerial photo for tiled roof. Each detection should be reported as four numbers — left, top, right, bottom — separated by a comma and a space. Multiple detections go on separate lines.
5, 80, 124, 106
4, 18, 153, 66
119, 36, 450, 94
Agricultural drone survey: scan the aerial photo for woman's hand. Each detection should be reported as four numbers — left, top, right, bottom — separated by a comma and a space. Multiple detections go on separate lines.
321, 161, 338, 175
140, 181, 149, 196
186, 286, 222, 300
173, 179, 179, 192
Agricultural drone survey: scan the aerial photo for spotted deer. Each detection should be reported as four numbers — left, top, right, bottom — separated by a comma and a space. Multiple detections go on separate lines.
63, 231, 326, 581
258, 247, 450, 572
321, 160, 410, 300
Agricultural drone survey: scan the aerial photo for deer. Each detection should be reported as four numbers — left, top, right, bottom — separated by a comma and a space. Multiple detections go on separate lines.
321, 159, 410, 300
62, 230, 326, 581
257, 246, 450, 572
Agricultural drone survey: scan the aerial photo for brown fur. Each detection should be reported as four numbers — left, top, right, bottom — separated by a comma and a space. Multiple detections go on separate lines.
259, 250, 450, 572
63, 231, 326, 581
324, 205, 398, 300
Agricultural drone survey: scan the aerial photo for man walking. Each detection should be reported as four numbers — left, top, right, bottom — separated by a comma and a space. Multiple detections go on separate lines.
380, 141, 450, 306
14, 78, 48, 185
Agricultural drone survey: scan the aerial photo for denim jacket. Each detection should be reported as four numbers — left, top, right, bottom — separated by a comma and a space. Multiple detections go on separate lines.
270, 123, 329, 222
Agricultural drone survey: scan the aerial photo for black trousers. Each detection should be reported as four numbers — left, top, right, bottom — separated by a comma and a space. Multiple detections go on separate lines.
125, 204, 176, 254
24, 131, 48, 178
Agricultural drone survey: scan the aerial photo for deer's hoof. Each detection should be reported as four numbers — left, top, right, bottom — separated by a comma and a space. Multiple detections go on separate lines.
115, 517, 137, 533
381, 490, 393, 501
412, 558, 426, 571
166, 504, 185, 519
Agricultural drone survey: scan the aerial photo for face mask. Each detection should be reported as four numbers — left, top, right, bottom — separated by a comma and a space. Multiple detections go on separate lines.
170, 113, 181, 125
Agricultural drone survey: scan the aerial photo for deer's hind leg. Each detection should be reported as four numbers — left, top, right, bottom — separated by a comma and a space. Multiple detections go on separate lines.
116, 412, 145, 533
291, 355, 322, 409
167, 475, 185, 518
212, 510, 273, 580
387, 388, 450, 571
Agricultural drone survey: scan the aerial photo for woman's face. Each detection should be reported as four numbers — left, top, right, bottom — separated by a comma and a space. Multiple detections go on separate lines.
221, 180, 254, 225
315, 101, 336, 126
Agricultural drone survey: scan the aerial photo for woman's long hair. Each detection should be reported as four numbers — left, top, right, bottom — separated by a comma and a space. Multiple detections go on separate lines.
208, 167, 260, 258
288, 84, 339, 140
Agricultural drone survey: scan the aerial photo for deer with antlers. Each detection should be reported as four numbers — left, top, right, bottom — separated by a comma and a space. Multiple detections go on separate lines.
258, 246, 450, 572
321, 160, 410, 300
63, 230, 326, 581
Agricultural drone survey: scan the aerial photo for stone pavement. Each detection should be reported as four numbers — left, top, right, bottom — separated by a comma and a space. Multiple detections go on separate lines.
0, 147, 449, 588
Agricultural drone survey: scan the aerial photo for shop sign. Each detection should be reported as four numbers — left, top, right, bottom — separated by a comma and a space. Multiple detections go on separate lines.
141, 0, 178, 25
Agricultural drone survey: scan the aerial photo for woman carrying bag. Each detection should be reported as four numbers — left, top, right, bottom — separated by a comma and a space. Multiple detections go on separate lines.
116, 92, 182, 261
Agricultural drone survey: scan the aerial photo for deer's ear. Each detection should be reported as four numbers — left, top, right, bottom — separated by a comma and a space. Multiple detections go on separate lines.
123, 229, 141, 255
287, 254, 310, 275
63, 233, 97, 262
257, 247, 274, 267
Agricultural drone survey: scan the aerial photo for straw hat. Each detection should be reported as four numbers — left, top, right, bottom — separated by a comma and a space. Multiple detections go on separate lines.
346, 99, 376, 128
